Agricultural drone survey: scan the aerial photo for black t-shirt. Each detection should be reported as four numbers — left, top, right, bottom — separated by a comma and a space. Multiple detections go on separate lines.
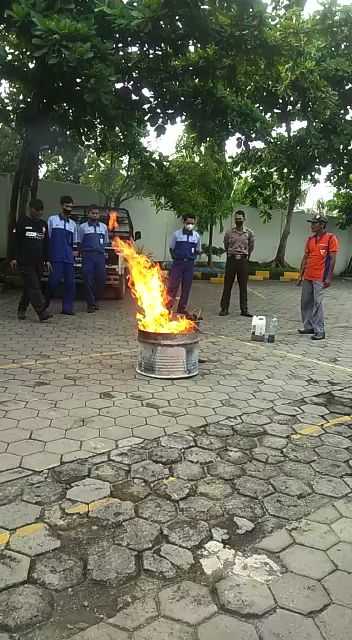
11, 216, 49, 264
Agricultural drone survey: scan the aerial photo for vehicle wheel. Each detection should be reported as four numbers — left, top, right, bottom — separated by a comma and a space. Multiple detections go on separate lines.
114, 273, 127, 300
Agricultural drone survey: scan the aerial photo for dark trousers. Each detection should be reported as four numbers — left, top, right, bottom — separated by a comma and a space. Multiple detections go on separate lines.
18, 263, 46, 317
167, 260, 195, 314
47, 261, 75, 314
220, 255, 249, 313
82, 253, 106, 307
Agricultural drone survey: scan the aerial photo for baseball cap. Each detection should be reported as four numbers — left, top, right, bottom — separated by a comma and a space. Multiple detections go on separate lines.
307, 214, 328, 224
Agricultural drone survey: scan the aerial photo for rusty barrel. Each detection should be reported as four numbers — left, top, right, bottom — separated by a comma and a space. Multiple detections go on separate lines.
136, 329, 199, 379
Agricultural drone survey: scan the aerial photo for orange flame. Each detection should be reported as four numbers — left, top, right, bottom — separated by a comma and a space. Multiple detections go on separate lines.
108, 211, 119, 232
112, 237, 195, 334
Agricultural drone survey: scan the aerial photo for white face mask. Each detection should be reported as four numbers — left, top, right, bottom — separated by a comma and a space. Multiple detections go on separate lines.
185, 224, 195, 231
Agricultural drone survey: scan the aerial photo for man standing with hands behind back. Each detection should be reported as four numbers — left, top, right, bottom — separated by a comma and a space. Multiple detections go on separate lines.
219, 210, 255, 317
46, 195, 77, 316
298, 213, 339, 341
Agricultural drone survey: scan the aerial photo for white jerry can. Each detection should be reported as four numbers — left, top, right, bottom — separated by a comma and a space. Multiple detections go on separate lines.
251, 315, 266, 342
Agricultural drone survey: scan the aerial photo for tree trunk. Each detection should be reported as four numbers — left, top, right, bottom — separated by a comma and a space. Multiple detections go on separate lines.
7, 133, 39, 256
273, 185, 299, 268
207, 220, 214, 267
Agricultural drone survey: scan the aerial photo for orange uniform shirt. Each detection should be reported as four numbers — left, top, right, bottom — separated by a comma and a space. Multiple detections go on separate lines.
304, 232, 339, 281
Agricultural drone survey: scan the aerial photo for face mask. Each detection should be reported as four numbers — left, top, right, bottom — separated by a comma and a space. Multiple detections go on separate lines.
185, 224, 194, 231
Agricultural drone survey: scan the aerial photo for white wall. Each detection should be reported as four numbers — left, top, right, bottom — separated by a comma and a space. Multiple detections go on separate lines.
127, 199, 352, 273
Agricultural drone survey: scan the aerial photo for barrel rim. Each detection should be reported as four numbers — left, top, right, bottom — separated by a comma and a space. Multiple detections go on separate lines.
137, 328, 199, 342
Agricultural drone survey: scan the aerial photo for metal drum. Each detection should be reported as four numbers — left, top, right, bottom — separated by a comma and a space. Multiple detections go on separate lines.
136, 329, 199, 379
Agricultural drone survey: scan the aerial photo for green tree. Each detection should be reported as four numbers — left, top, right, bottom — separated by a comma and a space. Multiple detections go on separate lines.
42, 142, 87, 184
0, 0, 270, 245
232, 2, 352, 267
148, 132, 235, 266
0, 125, 21, 174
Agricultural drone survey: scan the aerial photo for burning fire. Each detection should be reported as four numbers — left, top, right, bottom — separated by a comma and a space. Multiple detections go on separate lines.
112, 238, 195, 334
108, 211, 119, 232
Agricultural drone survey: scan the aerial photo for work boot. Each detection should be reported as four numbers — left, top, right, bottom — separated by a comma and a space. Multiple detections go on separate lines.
298, 329, 314, 335
39, 311, 53, 322
241, 311, 253, 318
94, 304, 100, 310
311, 333, 325, 341
17, 311, 26, 320
87, 306, 96, 314
62, 311, 75, 316
219, 309, 229, 316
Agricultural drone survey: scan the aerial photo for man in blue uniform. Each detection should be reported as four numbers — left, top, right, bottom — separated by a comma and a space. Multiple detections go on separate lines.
78, 205, 109, 313
46, 195, 78, 315
167, 215, 201, 315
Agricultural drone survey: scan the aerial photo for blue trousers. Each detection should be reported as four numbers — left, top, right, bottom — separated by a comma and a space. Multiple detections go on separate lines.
47, 262, 75, 313
167, 260, 194, 314
82, 253, 106, 307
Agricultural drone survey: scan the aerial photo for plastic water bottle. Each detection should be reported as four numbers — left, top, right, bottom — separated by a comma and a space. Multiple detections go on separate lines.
267, 317, 278, 343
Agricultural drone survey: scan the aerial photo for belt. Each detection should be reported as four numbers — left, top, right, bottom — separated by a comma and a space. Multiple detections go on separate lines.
229, 254, 247, 259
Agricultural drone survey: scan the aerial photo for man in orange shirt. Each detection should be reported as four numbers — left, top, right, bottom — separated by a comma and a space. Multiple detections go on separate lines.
298, 214, 339, 341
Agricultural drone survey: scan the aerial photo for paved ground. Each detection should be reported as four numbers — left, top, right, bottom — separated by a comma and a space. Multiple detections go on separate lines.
0, 280, 352, 639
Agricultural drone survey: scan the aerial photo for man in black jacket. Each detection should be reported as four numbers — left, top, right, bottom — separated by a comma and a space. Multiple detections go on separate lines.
10, 199, 52, 322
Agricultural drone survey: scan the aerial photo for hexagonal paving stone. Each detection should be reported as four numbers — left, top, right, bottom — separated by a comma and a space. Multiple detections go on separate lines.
45, 438, 79, 455
280, 544, 335, 580
322, 570, 352, 607
173, 461, 204, 481
149, 447, 182, 465
34, 428, 63, 442
270, 476, 312, 497
160, 544, 194, 571
264, 493, 309, 521
114, 518, 160, 551
31, 551, 85, 590
290, 521, 339, 550
160, 434, 194, 449
216, 575, 275, 616
224, 495, 264, 521
154, 478, 192, 502
7, 440, 44, 456
259, 609, 324, 640
65, 624, 127, 639
197, 478, 232, 501
163, 518, 210, 549
0, 584, 53, 631
90, 461, 128, 483
257, 529, 293, 553
9, 523, 60, 556
208, 460, 242, 480
328, 542, 352, 572
316, 603, 352, 640
87, 543, 137, 584
134, 618, 194, 640
142, 550, 176, 578
0, 500, 41, 530
184, 447, 217, 464
335, 497, 352, 518
312, 458, 350, 478
0, 453, 20, 471
66, 478, 110, 504
317, 446, 350, 462
108, 596, 157, 630
21, 452, 61, 471
82, 437, 115, 454
131, 461, 168, 482
0, 550, 30, 590
270, 572, 330, 614
236, 476, 273, 499
198, 614, 259, 640
332, 517, 352, 543
159, 581, 217, 624
89, 498, 135, 524
112, 479, 150, 503
137, 496, 177, 524
110, 448, 147, 466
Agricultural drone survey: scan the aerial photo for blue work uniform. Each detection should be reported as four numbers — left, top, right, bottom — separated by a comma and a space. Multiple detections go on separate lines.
79, 221, 109, 308
167, 228, 201, 313
47, 214, 78, 314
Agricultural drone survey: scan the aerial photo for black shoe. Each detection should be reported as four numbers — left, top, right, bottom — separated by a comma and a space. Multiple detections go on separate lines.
219, 310, 229, 316
241, 311, 253, 318
87, 306, 96, 314
39, 312, 53, 322
17, 311, 26, 320
62, 311, 75, 316
311, 333, 325, 341
94, 304, 100, 310
298, 329, 314, 335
